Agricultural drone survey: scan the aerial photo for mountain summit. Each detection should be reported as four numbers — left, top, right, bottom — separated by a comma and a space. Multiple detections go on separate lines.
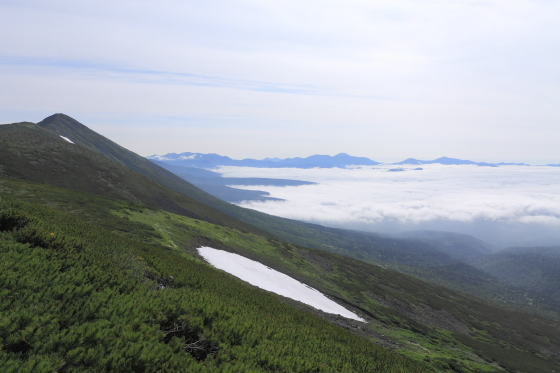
37, 113, 135, 167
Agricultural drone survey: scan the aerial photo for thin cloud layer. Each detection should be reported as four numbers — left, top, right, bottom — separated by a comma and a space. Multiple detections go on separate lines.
217, 165, 560, 244
0, 1, 559, 162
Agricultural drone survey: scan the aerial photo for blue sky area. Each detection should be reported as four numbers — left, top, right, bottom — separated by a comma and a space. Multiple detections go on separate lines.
1, 0, 559, 163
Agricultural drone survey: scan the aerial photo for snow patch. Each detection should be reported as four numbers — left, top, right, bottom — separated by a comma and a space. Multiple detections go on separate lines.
198, 246, 365, 322
59, 135, 74, 144
147, 154, 170, 161
179, 154, 197, 160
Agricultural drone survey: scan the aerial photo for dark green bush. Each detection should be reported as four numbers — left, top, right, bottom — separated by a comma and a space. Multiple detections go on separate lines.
0, 198, 429, 372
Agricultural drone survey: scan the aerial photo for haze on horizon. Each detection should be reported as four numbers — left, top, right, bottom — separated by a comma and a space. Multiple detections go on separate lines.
1, 1, 559, 164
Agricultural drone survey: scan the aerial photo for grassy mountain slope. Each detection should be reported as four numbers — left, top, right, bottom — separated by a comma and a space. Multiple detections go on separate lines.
36, 114, 262, 209
0, 117, 476, 271
2, 115, 558, 320
10, 115, 453, 263
472, 247, 560, 300
0, 121, 62, 140
0, 124, 270, 237
397, 231, 494, 262
2, 177, 560, 373
1, 196, 431, 373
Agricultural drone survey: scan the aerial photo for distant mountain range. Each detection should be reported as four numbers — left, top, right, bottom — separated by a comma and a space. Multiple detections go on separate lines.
148, 152, 380, 169
393, 156, 530, 167
148, 153, 540, 169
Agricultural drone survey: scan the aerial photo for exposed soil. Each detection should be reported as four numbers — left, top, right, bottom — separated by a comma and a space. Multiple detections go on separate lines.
540, 344, 560, 359
298, 250, 334, 272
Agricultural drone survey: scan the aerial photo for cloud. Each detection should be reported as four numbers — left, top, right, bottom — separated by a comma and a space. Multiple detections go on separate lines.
0, 56, 316, 95
1, 0, 559, 162
217, 164, 560, 245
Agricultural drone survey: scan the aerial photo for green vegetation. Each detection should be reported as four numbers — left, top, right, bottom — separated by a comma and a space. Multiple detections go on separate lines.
2, 114, 560, 372
473, 248, 560, 301
3, 115, 558, 320
0, 115, 464, 267
0, 121, 271, 237
114, 209, 560, 373
0, 197, 430, 372
2, 178, 560, 372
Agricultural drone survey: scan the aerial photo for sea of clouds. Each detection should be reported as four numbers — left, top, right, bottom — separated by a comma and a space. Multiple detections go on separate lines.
217, 164, 560, 247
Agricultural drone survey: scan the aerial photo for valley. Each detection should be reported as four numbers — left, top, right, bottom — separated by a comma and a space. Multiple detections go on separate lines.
1, 114, 560, 372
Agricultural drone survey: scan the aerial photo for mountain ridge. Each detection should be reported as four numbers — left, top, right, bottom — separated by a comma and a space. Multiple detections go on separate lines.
149, 152, 536, 169
0, 118, 273, 237
2, 113, 560, 371
3, 114, 559, 320
148, 152, 380, 169
393, 156, 530, 167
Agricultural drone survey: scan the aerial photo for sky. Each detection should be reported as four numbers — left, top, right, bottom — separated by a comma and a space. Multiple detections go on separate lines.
218, 164, 560, 247
1, 0, 559, 163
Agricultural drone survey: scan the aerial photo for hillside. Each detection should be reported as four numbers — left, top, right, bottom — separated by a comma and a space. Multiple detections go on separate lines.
2, 114, 559, 320
2, 113, 560, 370
396, 231, 494, 262
1, 196, 433, 372
0, 122, 269, 237
3, 178, 560, 372
472, 246, 560, 300
0, 116, 470, 268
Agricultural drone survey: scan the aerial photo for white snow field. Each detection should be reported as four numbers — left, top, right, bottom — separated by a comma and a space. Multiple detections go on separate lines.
198, 246, 365, 322
59, 135, 74, 144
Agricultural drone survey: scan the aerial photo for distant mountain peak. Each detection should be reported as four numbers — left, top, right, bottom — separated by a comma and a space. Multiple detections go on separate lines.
394, 157, 530, 167
395, 158, 423, 165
